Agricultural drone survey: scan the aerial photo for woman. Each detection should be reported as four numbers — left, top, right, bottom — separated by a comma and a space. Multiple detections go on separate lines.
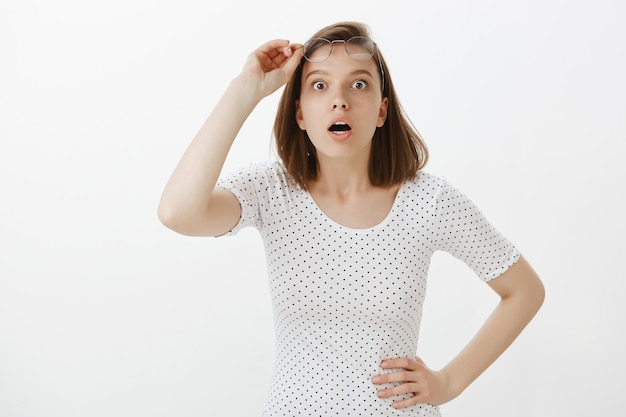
158, 21, 544, 416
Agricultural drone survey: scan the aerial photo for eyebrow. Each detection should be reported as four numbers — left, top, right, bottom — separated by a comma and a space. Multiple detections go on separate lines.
303, 68, 375, 81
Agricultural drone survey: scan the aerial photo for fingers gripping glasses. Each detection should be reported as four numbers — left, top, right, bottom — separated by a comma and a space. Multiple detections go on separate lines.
302, 36, 385, 93
303, 36, 375, 62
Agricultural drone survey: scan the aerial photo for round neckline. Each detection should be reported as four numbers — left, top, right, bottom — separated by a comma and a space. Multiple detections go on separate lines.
301, 182, 406, 234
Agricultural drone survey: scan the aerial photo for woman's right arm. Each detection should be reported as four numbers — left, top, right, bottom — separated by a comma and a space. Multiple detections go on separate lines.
157, 39, 303, 236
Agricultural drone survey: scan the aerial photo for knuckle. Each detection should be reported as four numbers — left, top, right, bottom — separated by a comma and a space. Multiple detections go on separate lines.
397, 398, 416, 409
415, 366, 426, 376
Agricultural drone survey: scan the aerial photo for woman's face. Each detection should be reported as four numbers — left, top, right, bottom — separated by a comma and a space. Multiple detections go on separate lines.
295, 44, 388, 163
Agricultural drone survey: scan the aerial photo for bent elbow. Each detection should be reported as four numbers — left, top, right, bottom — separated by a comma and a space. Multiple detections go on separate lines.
521, 272, 546, 318
157, 201, 223, 237
157, 202, 180, 232
157, 197, 196, 234
534, 278, 546, 312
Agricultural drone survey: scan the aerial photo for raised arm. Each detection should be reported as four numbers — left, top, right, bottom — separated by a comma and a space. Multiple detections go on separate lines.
158, 40, 303, 236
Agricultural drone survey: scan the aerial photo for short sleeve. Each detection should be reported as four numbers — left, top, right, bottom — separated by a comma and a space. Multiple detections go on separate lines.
215, 163, 266, 236
434, 180, 520, 281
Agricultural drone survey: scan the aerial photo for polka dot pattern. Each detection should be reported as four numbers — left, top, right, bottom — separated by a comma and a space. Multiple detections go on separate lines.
217, 161, 519, 416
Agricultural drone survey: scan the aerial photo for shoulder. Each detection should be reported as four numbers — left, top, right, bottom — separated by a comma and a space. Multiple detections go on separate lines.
400, 171, 471, 211
404, 170, 448, 194
219, 160, 299, 192
221, 159, 282, 178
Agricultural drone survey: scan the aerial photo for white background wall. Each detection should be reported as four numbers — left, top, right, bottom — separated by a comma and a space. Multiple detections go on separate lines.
1, 0, 624, 416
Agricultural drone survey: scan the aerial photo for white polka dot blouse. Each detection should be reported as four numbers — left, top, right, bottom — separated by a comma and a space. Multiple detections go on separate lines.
217, 161, 520, 417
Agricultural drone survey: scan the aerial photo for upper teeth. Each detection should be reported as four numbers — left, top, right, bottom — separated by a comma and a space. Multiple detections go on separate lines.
329, 121, 350, 131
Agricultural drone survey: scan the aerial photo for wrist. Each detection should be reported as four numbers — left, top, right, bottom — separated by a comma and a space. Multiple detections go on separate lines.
439, 367, 467, 402
228, 74, 265, 110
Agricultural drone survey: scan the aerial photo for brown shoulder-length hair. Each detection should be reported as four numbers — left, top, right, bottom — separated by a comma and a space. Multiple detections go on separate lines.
273, 21, 428, 188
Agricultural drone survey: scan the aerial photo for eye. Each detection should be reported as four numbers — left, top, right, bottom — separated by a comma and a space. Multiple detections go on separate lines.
312, 81, 327, 91
352, 80, 368, 90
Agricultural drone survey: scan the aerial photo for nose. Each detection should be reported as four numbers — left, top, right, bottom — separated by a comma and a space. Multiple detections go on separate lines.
330, 86, 349, 110
331, 94, 349, 110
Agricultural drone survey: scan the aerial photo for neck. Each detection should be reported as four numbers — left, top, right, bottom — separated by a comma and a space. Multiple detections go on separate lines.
310, 154, 372, 196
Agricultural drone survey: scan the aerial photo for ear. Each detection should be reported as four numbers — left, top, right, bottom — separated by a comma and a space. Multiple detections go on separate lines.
377, 97, 389, 128
295, 99, 306, 130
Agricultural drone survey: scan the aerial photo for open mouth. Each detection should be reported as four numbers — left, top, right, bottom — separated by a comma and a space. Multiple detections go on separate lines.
328, 121, 352, 133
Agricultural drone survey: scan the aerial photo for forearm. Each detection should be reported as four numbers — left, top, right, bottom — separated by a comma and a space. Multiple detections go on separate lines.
442, 257, 545, 399
158, 75, 261, 223
442, 294, 540, 397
